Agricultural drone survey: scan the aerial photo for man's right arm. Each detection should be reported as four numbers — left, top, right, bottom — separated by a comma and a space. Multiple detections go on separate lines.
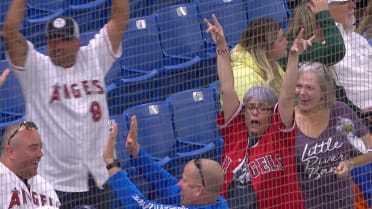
3, 0, 28, 67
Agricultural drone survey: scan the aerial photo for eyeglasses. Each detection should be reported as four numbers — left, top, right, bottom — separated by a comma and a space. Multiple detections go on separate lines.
193, 158, 206, 187
8, 121, 38, 145
245, 103, 273, 114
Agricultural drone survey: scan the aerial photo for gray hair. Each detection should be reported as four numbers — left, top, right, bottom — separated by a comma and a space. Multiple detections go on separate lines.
243, 86, 278, 108
298, 62, 336, 108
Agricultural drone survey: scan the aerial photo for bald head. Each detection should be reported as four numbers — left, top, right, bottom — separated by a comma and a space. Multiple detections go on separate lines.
0, 121, 42, 179
1, 123, 24, 154
188, 158, 224, 195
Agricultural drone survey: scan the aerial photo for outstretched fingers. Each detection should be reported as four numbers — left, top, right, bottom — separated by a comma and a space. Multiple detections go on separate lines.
126, 115, 140, 157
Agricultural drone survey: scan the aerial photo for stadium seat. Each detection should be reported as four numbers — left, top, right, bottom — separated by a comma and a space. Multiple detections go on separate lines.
165, 87, 223, 164
24, 0, 67, 47
106, 69, 160, 116
122, 101, 175, 165
195, 0, 248, 48
121, 15, 201, 100
0, 60, 25, 115
122, 100, 218, 178
153, 3, 217, 91
244, 0, 291, 31
352, 163, 372, 207
67, 0, 108, 32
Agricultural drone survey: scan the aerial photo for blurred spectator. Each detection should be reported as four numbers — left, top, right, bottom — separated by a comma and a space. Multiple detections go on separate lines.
205, 14, 312, 209
2, 0, 129, 208
0, 121, 60, 208
328, 0, 372, 110
283, 0, 345, 66
356, 2, 372, 46
103, 117, 228, 209
231, 18, 287, 100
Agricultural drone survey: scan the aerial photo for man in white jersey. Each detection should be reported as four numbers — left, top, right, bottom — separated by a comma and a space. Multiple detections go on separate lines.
2, 0, 129, 208
0, 121, 60, 209
328, 0, 372, 114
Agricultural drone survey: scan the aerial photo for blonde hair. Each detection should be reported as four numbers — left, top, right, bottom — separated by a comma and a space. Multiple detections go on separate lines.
356, 3, 372, 39
287, 3, 319, 41
239, 18, 283, 94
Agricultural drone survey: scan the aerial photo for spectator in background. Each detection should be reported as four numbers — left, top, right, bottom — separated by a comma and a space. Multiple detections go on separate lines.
0, 68, 9, 87
103, 117, 228, 209
2, 0, 129, 208
231, 18, 287, 100
328, 0, 372, 117
205, 14, 312, 209
356, 2, 372, 46
283, 0, 345, 67
0, 121, 60, 208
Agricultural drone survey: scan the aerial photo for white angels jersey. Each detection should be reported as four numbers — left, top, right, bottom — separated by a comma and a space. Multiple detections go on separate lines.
0, 162, 60, 209
10, 26, 122, 192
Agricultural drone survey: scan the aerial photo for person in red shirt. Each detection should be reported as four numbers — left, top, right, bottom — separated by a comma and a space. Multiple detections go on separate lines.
204, 14, 314, 209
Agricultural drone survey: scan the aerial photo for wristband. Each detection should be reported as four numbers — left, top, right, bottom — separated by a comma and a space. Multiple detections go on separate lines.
106, 159, 121, 170
216, 47, 229, 55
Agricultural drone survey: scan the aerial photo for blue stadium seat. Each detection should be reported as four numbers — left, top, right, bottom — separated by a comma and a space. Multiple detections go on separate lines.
352, 163, 372, 207
0, 0, 12, 23
122, 100, 219, 179
122, 101, 175, 165
244, 0, 291, 31
106, 69, 160, 116
165, 87, 223, 164
0, 60, 25, 115
121, 15, 201, 100
153, 3, 217, 91
24, 0, 67, 47
195, 0, 248, 48
67, 0, 108, 32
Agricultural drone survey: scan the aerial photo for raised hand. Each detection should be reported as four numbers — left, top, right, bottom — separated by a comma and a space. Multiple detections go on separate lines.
103, 120, 118, 165
289, 28, 315, 56
0, 69, 10, 87
126, 115, 140, 158
309, 0, 329, 14
203, 14, 227, 47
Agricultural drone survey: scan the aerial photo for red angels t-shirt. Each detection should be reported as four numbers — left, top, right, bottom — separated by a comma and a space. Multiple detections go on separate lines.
217, 103, 304, 209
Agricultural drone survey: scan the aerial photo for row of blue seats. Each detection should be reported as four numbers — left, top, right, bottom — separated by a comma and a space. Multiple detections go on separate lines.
105, 0, 291, 114
0, 0, 291, 118
111, 85, 223, 182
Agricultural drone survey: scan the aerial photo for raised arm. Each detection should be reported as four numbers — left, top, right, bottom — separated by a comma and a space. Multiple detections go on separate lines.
279, 29, 315, 128
3, 0, 28, 67
106, 0, 130, 53
204, 14, 240, 121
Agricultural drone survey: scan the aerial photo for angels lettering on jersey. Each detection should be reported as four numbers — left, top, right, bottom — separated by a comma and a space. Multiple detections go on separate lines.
49, 79, 104, 104
7, 187, 59, 209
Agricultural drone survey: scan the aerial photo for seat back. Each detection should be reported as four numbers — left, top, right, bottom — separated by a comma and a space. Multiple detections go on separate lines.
245, 0, 290, 30
166, 87, 221, 145
123, 101, 176, 159
196, 0, 248, 47
67, 0, 108, 32
154, 3, 205, 58
122, 15, 164, 73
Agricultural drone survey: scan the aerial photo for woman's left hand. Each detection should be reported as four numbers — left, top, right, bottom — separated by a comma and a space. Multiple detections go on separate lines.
289, 28, 315, 56
333, 160, 352, 178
